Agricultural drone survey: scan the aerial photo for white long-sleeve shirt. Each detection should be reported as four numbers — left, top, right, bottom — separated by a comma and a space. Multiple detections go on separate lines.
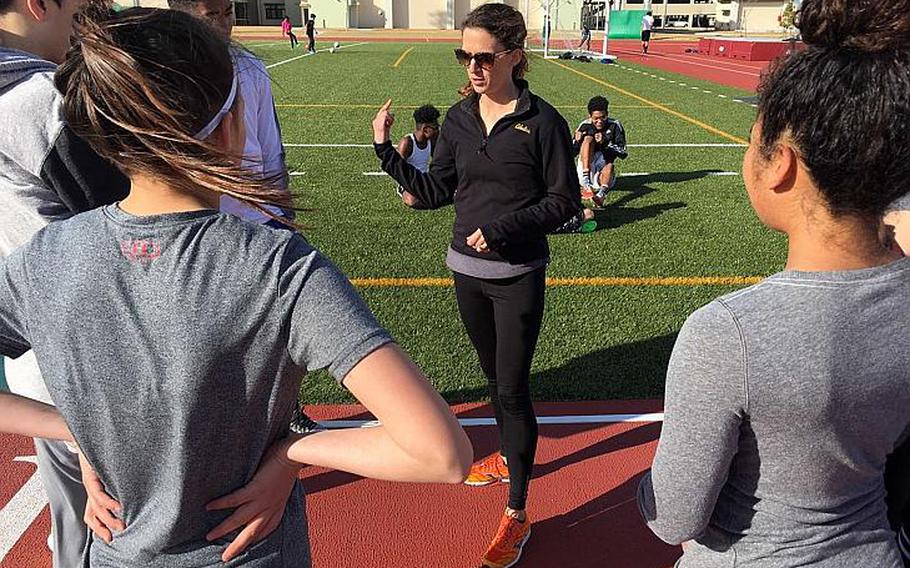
220, 49, 290, 223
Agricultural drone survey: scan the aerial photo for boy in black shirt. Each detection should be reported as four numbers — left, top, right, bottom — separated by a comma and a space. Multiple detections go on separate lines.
306, 14, 317, 54
574, 95, 627, 207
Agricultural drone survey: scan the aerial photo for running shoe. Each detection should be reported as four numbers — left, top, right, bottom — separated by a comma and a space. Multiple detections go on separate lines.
580, 186, 594, 200
289, 407, 323, 434
592, 189, 609, 208
481, 513, 531, 568
464, 453, 510, 486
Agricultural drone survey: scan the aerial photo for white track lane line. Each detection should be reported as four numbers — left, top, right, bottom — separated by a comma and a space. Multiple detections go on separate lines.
323, 412, 665, 429
0, 456, 45, 561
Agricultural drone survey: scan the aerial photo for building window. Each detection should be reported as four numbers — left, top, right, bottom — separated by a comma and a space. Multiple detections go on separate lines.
264, 3, 285, 20
233, 1, 249, 24
721, 9, 731, 16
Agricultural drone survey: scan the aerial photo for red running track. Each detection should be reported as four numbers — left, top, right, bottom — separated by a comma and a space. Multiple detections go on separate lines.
586, 39, 768, 91
0, 401, 679, 568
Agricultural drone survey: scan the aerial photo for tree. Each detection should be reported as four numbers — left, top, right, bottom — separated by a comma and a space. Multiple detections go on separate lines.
780, 0, 797, 33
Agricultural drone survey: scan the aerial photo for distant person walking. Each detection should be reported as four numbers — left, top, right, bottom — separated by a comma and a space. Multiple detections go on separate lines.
641, 11, 654, 54
578, 23, 591, 52
306, 14, 317, 54
281, 16, 298, 49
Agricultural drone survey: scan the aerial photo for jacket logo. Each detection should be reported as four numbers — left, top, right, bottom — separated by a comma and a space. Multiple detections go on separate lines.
514, 123, 531, 134
120, 239, 162, 263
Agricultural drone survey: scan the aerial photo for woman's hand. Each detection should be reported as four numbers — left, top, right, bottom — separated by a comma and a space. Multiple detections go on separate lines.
372, 99, 395, 144
466, 229, 489, 253
205, 437, 301, 562
79, 451, 125, 543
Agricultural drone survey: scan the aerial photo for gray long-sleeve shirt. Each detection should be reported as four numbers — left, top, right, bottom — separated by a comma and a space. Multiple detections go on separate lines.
639, 258, 910, 567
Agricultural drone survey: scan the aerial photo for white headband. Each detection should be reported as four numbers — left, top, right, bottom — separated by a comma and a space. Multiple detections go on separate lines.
193, 73, 239, 140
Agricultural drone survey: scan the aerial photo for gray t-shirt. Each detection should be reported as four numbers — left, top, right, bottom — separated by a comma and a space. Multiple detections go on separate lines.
0, 205, 393, 567
639, 258, 910, 567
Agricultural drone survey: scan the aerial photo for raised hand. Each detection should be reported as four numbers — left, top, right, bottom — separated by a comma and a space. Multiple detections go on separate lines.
372, 98, 395, 144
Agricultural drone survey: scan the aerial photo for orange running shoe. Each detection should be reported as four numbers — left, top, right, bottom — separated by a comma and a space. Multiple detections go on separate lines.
464, 453, 510, 486
481, 513, 531, 568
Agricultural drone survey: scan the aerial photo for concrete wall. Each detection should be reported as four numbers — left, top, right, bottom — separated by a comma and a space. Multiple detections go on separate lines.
716, 0, 786, 32
737, 0, 785, 32
352, 0, 387, 28
305, 0, 349, 28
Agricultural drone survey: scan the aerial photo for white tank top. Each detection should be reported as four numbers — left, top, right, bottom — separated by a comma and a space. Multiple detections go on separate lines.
406, 133, 432, 173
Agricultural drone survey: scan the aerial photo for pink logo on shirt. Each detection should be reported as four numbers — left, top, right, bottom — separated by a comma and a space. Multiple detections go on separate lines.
120, 239, 162, 263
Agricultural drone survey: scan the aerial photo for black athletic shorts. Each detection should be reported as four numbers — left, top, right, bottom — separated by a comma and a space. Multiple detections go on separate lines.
641, 30, 652, 42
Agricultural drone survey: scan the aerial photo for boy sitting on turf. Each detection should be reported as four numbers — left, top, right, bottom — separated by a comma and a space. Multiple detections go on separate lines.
396, 104, 440, 209
575, 95, 627, 208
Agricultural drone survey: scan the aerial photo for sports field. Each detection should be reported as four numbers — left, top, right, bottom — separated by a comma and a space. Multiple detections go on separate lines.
0, 39, 786, 568
247, 40, 783, 404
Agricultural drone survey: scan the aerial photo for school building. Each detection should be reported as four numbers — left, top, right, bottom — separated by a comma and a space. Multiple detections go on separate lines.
133, 0, 791, 34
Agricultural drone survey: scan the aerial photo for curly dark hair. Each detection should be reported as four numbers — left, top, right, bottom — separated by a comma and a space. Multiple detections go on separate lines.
587, 96, 609, 115
413, 104, 441, 127
757, 0, 910, 218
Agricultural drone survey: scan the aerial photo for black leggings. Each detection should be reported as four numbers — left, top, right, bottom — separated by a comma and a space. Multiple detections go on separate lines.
454, 268, 545, 511
288, 31, 298, 48
307, 34, 315, 52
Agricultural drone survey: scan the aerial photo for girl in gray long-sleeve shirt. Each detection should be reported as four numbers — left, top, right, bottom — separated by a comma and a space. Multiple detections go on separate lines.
638, 1, 910, 566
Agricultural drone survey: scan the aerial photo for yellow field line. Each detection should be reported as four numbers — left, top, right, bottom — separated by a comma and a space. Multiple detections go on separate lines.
350, 276, 763, 288
391, 46, 416, 68
274, 103, 664, 109
537, 55, 749, 145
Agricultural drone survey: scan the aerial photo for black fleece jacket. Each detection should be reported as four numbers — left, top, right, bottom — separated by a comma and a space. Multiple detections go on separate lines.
374, 81, 579, 265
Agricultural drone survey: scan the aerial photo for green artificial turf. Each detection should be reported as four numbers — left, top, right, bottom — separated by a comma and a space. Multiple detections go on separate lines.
245, 41, 787, 403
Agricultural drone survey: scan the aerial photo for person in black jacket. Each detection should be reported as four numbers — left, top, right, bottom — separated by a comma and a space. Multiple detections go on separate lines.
371, 4, 578, 567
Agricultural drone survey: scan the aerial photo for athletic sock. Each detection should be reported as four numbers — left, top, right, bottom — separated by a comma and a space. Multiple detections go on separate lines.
581, 170, 592, 188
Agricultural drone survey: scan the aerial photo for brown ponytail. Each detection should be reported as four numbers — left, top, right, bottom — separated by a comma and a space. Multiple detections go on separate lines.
56, 8, 296, 221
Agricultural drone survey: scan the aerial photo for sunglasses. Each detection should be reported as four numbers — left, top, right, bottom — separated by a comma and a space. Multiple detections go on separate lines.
454, 48, 514, 70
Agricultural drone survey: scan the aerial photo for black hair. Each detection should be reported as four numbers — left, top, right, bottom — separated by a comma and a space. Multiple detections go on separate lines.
414, 104, 440, 126
461, 3, 528, 82
587, 96, 609, 115
757, 0, 910, 218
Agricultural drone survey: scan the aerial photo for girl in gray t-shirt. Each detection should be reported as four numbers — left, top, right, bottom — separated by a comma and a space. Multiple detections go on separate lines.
638, 1, 910, 566
0, 9, 471, 568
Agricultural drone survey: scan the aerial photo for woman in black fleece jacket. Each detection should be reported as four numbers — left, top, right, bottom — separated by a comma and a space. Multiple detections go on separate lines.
371, 4, 578, 567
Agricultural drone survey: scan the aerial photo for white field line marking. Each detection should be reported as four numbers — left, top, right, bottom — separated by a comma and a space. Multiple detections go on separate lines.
362, 170, 740, 178
322, 413, 665, 429
0, 456, 45, 561
718, 94, 728, 98
286, 143, 747, 149
265, 41, 368, 69
285, 143, 373, 148
620, 171, 739, 177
